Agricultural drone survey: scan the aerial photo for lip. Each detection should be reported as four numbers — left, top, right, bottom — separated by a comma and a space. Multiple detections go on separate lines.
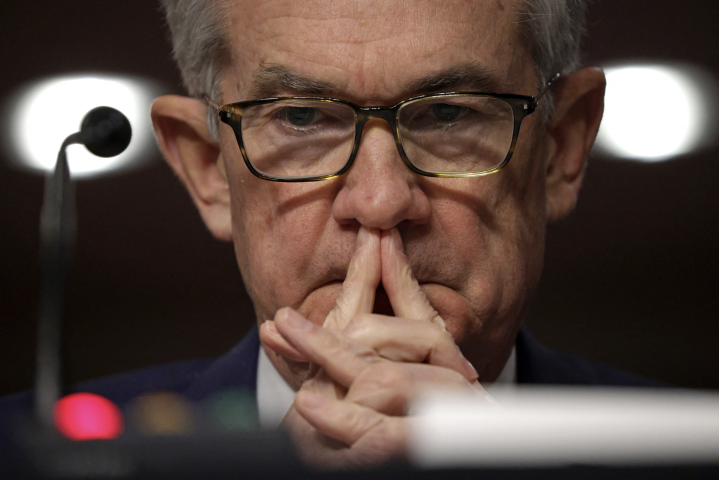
310, 262, 459, 294
318, 278, 450, 290
417, 279, 453, 288
417, 281, 457, 292
417, 279, 466, 297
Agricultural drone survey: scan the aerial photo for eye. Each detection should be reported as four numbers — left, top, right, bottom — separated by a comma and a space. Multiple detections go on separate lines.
430, 103, 469, 122
281, 106, 317, 126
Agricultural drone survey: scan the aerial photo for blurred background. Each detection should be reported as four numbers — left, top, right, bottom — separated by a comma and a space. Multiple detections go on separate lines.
0, 0, 717, 396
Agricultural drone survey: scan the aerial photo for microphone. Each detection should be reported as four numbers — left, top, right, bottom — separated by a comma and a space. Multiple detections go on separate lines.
79, 106, 133, 158
35, 107, 132, 426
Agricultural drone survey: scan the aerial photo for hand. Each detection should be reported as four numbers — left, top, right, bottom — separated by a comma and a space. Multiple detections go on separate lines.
260, 227, 490, 469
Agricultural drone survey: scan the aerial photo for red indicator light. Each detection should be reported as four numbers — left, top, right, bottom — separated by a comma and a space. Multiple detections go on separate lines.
53, 392, 124, 440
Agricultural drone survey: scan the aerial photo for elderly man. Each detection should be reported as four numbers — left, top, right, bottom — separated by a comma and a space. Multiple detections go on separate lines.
146, 0, 623, 467
0, 0, 658, 472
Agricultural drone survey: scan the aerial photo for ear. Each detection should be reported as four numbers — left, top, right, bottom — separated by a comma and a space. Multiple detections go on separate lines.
151, 95, 232, 241
544, 67, 606, 222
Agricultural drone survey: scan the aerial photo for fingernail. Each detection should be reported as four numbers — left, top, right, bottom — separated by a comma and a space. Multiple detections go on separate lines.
264, 321, 278, 334
281, 308, 313, 331
463, 357, 479, 380
301, 390, 325, 409
391, 228, 405, 254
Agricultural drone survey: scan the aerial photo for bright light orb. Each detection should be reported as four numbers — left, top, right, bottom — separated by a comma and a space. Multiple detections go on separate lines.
53, 392, 124, 441
9, 74, 160, 178
595, 64, 711, 162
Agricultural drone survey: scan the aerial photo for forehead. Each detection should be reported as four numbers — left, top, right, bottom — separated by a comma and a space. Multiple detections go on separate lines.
225, 0, 532, 102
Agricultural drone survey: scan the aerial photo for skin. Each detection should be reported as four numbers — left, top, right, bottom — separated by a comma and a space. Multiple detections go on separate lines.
151, 0, 605, 468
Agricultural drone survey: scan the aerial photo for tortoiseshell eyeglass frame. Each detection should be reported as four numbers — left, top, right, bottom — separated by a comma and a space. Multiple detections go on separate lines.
205, 73, 560, 182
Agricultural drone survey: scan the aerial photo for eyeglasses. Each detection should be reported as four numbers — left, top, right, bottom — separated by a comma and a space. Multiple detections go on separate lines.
208, 74, 559, 182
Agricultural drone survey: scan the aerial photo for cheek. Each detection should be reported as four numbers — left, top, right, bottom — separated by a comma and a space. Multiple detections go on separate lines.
225, 163, 340, 319
425, 151, 547, 340
423, 192, 509, 334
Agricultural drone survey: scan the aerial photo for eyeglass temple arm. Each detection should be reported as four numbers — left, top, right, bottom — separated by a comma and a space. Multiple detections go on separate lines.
532, 72, 561, 107
203, 95, 221, 111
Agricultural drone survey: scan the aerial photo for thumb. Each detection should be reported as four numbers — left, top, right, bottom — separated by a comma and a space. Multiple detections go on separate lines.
381, 229, 445, 328
323, 226, 381, 330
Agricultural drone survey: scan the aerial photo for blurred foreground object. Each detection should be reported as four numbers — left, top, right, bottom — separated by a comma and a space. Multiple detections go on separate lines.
410, 387, 719, 468
53, 393, 124, 441
12, 387, 719, 479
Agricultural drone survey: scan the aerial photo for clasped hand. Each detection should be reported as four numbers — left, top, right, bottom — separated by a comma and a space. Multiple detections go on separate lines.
260, 227, 491, 469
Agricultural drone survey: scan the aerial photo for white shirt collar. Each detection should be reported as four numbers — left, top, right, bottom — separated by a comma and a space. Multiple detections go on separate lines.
492, 346, 516, 385
257, 346, 296, 429
256, 343, 516, 429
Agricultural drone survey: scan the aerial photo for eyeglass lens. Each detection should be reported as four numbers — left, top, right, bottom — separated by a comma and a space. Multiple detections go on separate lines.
240, 97, 515, 179
398, 96, 514, 174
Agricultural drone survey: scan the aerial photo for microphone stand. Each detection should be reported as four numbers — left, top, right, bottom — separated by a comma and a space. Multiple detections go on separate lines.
34, 132, 82, 426
32, 106, 132, 428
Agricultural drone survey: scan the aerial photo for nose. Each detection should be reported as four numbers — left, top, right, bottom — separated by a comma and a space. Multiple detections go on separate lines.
332, 119, 431, 230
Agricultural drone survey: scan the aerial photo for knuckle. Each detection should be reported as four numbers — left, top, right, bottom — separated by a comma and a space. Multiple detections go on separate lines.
361, 362, 410, 392
426, 317, 451, 339
423, 323, 458, 357
354, 419, 406, 465
432, 315, 448, 331
432, 329, 460, 353
344, 410, 378, 440
426, 320, 449, 341
311, 338, 351, 368
343, 312, 373, 336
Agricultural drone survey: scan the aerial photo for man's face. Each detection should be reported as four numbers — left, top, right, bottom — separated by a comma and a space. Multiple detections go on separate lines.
218, 0, 549, 377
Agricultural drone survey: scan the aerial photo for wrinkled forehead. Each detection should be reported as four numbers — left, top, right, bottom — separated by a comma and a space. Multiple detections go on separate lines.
224, 0, 533, 103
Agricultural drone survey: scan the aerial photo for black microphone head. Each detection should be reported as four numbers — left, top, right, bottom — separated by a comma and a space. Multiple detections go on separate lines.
79, 106, 132, 158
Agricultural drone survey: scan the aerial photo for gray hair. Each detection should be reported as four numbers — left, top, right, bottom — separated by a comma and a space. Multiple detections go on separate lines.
518, 0, 587, 122
160, 0, 231, 140
159, 0, 587, 139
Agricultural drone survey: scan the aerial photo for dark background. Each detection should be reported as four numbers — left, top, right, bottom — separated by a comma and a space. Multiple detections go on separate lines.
0, 1, 717, 396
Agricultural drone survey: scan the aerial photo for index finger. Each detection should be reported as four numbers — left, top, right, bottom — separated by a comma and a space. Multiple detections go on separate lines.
323, 226, 381, 330
381, 228, 445, 327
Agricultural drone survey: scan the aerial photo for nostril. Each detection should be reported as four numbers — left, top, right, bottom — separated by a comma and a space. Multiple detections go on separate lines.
331, 123, 432, 229
333, 181, 420, 230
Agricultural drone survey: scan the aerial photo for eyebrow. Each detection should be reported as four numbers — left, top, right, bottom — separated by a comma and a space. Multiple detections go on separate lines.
250, 64, 338, 99
405, 63, 502, 95
248, 62, 503, 101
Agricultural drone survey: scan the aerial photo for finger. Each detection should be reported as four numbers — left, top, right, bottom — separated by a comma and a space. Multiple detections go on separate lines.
324, 226, 381, 331
292, 390, 408, 468
283, 388, 406, 469
380, 228, 445, 328
294, 389, 386, 447
344, 314, 478, 381
348, 415, 408, 467
274, 307, 380, 388
259, 320, 308, 362
345, 361, 475, 415
280, 400, 348, 468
